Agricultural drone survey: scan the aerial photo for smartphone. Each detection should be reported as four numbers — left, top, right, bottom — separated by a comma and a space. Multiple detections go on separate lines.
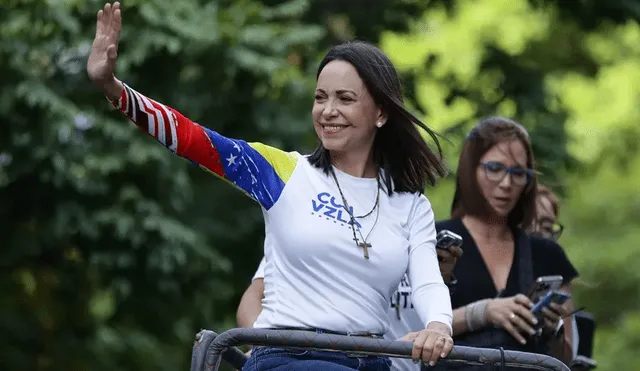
436, 230, 463, 251
531, 290, 571, 323
528, 275, 564, 303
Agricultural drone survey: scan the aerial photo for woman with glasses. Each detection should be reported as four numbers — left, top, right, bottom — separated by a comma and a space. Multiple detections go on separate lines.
429, 117, 579, 369
532, 185, 564, 241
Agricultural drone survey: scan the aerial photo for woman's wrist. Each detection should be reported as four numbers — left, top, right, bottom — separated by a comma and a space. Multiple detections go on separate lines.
426, 321, 451, 336
464, 299, 490, 332
103, 77, 124, 102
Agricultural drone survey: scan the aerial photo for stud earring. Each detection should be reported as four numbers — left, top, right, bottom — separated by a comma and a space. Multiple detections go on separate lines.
376, 121, 383, 128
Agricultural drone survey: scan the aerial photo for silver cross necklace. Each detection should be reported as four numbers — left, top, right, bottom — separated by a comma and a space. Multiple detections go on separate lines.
329, 166, 381, 259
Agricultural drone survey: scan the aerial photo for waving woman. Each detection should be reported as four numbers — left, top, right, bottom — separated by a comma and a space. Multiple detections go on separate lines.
87, 3, 454, 370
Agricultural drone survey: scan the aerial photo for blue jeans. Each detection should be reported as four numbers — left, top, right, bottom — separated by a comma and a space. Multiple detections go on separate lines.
243, 346, 392, 371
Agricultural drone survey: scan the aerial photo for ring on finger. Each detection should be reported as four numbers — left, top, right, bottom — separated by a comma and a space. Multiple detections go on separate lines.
509, 313, 517, 321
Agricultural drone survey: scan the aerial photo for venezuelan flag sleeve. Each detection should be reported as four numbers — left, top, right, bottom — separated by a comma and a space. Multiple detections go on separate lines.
111, 83, 298, 210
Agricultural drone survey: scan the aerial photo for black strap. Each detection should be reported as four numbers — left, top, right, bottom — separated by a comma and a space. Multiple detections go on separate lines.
515, 229, 534, 295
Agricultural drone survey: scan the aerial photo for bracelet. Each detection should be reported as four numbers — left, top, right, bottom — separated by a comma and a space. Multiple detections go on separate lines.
465, 299, 490, 332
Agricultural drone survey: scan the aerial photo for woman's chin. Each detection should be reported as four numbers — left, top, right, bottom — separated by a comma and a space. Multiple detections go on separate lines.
320, 137, 348, 152
489, 205, 513, 218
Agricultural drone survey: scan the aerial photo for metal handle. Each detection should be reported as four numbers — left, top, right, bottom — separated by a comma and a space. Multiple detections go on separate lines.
198, 328, 570, 371
191, 330, 248, 371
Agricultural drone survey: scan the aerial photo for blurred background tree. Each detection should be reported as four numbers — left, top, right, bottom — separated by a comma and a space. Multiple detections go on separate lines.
1, 0, 638, 370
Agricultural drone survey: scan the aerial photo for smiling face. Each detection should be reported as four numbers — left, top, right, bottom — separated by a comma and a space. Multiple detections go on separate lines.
312, 60, 385, 155
476, 139, 530, 218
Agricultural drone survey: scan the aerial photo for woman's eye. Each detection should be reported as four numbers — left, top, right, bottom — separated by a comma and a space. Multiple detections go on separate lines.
511, 168, 526, 177
486, 162, 505, 172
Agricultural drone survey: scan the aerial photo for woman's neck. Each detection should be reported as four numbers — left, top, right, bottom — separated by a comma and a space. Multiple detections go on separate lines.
330, 150, 377, 178
462, 214, 511, 241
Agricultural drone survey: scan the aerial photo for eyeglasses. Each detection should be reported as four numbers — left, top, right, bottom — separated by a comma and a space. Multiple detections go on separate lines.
479, 161, 534, 186
541, 222, 564, 240
531, 220, 564, 241
550, 222, 564, 240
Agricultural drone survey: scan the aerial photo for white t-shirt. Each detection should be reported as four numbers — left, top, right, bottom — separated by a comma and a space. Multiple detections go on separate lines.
254, 262, 424, 371
112, 83, 452, 336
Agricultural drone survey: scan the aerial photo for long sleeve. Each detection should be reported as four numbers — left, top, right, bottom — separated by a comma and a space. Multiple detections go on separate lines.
407, 195, 453, 333
111, 84, 298, 210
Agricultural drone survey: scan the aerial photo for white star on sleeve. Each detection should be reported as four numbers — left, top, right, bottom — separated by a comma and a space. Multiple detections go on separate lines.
226, 154, 237, 166
232, 142, 241, 152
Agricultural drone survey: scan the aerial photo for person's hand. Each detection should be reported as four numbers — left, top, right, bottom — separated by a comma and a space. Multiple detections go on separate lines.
486, 294, 538, 345
540, 302, 564, 334
437, 246, 463, 283
87, 2, 124, 99
400, 321, 453, 366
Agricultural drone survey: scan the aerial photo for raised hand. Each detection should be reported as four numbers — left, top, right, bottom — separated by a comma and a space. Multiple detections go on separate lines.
87, 2, 123, 100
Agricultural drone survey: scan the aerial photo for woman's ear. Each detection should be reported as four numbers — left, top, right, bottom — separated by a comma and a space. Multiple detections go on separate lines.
376, 111, 388, 128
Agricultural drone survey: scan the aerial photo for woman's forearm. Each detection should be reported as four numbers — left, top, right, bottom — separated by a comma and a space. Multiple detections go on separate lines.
103, 77, 124, 102
452, 306, 469, 336
237, 279, 265, 328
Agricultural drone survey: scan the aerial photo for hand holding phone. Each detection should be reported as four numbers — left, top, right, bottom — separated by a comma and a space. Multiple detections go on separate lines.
531, 290, 571, 330
436, 230, 463, 251
435, 230, 463, 283
528, 275, 564, 303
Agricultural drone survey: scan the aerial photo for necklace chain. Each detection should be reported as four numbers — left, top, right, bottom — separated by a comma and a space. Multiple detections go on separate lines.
329, 167, 381, 259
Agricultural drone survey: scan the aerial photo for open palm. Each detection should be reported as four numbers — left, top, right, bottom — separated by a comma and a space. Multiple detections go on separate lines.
87, 2, 122, 86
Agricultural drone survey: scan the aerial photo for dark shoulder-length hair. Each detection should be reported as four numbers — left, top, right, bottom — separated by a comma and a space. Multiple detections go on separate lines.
451, 116, 538, 230
307, 40, 447, 194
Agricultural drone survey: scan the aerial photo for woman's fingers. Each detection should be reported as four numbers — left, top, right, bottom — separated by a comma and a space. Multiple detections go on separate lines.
423, 334, 443, 366
110, 2, 122, 41
506, 311, 536, 336
449, 245, 463, 259
411, 331, 428, 363
541, 307, 560, 321
103, 3, 112, 29
437, 249, 454, 261
96, 3, 121, 42
502, 320, 527, 345
96, 9, 104, 34
441, 336, 454, 358
514, 294, 533, 309
548, 302, 565, 317
513, 304, 538, 326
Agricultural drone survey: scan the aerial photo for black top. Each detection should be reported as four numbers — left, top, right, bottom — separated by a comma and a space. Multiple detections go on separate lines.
435, 218, 579, 352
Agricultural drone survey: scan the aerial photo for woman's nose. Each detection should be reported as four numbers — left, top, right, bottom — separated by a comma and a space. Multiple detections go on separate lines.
498, 171, 513, 188
322, 100, 338, 118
